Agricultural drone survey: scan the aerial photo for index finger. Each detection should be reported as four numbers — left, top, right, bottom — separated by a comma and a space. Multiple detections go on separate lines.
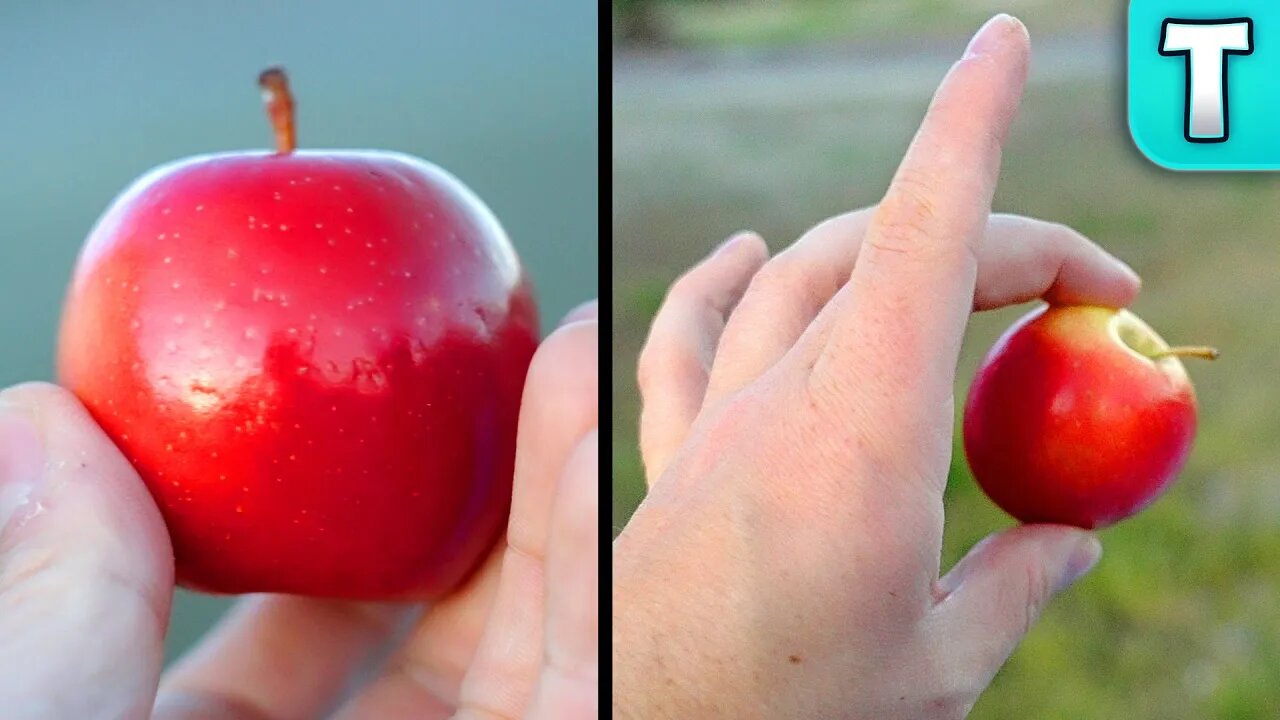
811, 14, 1030, 434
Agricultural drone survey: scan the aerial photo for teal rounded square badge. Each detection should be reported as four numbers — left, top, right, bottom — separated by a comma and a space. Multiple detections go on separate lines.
1128, 1, 1280, 169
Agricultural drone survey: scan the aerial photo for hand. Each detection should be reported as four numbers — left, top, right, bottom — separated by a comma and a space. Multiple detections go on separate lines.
614, 15, 1138, 719
0, 302, 598, 720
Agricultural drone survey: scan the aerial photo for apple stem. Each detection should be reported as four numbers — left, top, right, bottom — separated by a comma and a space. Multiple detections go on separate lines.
1151, 345, 1220, 361
257, 67, 296, 155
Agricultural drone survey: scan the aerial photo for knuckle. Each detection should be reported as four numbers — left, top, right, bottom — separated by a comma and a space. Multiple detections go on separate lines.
634, 340, 663, 395
1020, 560, 1053, 638
753, 254, 806, 291
635, 337, 701, 398
746, 254, 836, 321
871, 172, 942, 256
666, 268, 708, 306
0, 544, 59, 596
921, 647, 985, 720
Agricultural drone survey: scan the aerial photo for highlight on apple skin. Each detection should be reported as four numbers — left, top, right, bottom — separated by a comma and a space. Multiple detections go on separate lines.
962, 304, 1216, 529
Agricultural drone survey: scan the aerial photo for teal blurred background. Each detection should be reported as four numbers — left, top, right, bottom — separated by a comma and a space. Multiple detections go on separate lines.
615, 1, 1280, 717
1, 1, 597, 662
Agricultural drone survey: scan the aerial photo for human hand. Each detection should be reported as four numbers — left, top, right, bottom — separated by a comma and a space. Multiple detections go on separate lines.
0, 302, 598, 720
614, 15, 1139, 719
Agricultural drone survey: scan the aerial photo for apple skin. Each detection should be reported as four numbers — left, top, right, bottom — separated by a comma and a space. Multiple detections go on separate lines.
962, 305, 1197, 529
57, 150, 539, 599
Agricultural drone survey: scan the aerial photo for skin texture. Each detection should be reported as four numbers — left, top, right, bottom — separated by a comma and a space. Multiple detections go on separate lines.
57, 150, 539, 599
0, 302, 597, 719
614, 16, 1149, 718
964, 305, 1197, 528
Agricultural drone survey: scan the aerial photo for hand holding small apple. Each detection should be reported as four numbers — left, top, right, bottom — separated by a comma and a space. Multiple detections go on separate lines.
0, 302, 597, 719
615, 15, 1150, 718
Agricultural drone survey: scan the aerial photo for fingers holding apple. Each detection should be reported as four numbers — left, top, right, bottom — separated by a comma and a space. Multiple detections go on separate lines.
964, 304, 1217, 529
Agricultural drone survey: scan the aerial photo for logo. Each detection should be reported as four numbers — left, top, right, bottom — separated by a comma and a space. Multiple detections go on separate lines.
1128, 2, 1277, 169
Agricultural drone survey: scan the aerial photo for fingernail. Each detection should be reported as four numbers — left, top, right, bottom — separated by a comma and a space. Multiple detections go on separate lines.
1061, 534, 1102, 590
0, 408, 44, 538
1115, 258, 1142, 288
963, 13, 1022, 59
558, 299, 599, 326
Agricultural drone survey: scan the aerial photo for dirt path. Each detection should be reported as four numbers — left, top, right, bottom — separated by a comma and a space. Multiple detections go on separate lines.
614, 31, 1120, 108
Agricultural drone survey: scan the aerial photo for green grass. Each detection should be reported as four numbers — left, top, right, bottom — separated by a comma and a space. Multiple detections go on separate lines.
614, 40, 1280, 718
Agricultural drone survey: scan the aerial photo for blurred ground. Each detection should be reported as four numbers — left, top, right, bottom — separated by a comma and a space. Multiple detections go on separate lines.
614, 5, 1280, 718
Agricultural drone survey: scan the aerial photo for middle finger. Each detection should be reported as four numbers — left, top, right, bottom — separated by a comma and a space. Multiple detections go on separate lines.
703, 211, 1139, 409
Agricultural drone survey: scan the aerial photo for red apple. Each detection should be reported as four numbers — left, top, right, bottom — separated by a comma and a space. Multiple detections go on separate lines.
56, 68, 539, 599
963, 305, 1215, 529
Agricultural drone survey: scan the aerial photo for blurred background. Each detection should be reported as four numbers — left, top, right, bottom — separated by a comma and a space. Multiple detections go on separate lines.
0, 1, 597, 663
613, 1, 1280, 717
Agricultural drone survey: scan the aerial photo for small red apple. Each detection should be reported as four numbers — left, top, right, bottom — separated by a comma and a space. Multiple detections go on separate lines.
963, 304, 1216, 529
56, 68, 539, 599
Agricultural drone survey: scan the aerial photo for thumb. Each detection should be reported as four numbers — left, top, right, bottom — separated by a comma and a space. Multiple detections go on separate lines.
932, 524, 1100, 684
0, 382, 174, 720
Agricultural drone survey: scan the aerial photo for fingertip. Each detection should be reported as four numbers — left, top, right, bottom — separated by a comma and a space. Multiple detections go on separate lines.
558, 300, 599, 327
963, 14, 1030, 62
1116, 257, 1143, 301
0, 382, 173, 720
1084, 253, 1143, 309
0, 381, 78, 420
1062, 531, 1102, 591
997, 523, 1101, 592
717, 230, 769, 266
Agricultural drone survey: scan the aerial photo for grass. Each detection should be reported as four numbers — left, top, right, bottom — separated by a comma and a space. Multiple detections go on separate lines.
613, 29, 1280, 718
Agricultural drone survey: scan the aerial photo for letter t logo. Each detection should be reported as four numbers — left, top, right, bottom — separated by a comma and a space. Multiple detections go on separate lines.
1159, 18, 1253, 142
